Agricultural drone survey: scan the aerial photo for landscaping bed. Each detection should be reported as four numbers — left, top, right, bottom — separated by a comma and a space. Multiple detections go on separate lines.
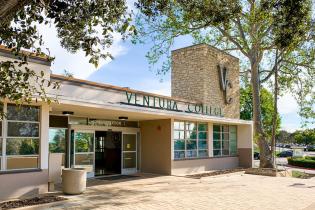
186, 168, 245, 179
291, 170, 315, 179
0, 195, 66, 210
288, 156, 315, 169
245, 168, 290, 177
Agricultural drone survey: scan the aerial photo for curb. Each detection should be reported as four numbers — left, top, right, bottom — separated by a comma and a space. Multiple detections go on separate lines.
14, 200, 68, 210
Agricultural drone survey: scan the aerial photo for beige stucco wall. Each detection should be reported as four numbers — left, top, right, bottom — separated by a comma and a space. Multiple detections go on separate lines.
237, 124, 253, 168
172, 44, 240, 119
40, 104, 50, 170
0, 170, 48, 201
140, 119, 172, 175
171, 157, 239, 175
0, 52, 51, 80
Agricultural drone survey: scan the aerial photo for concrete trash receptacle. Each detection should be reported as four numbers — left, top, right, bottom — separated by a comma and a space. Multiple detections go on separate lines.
62, 168, 87, 195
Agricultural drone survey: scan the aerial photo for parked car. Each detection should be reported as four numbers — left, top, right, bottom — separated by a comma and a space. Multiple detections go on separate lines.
284, 144, 291, 149
254, 152, 260, 160
278, 150, 293, 157
305, 145, 315, 151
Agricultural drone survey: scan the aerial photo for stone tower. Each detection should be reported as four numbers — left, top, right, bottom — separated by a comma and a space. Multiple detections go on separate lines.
171, 44, 240, 119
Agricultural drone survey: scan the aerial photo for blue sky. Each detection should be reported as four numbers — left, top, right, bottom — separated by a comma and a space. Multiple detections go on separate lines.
38, 23, 313, 133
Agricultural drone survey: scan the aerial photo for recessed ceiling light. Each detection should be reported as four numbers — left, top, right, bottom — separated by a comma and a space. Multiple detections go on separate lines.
62, 111, 74, 116
118, 116, 128, 120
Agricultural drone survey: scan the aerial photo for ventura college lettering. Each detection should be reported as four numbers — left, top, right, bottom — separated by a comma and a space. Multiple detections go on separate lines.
121, 91, 223, 117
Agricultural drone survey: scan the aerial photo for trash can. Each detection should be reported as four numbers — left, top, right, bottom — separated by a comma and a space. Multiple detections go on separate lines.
62, 168, 87, 195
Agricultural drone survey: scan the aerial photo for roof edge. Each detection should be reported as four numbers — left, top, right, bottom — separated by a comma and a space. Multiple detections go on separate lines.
0, 45, 51, 66
50, 74, 204, 104
171, 43, 239, 61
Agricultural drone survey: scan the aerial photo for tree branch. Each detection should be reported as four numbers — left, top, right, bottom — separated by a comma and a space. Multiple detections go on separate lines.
260, 54, 284, 83
216, 27, 248, 56
234, 17, 249, 51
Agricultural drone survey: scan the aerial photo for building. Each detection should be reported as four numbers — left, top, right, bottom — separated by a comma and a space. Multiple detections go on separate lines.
0, 44, 253, 200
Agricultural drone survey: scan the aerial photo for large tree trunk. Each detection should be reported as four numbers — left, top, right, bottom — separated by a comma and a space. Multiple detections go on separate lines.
271, 50, 279, 168
250, 55, 274, 168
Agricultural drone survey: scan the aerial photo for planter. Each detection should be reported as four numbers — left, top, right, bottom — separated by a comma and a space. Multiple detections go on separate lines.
245, 168, 290, 177
62, 168, 87, 195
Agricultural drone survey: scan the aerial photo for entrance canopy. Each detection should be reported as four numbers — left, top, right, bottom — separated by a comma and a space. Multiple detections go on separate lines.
48, 74, 251, 125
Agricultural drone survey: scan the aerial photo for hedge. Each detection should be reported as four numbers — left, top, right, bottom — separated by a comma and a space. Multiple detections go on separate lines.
287, 157, 315, 169
305, 156, 315, 161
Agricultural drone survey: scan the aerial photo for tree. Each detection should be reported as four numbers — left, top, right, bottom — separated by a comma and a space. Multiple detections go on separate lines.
134, 0, 314, 167
293, 129, 315, 146
276, 130, 294, 144
0, 0, 135, 115
240, 86, 281, 140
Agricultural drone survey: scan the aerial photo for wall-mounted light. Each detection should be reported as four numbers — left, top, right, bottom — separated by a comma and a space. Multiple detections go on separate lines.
62, 111, 74, 116
118, 116, 128, 121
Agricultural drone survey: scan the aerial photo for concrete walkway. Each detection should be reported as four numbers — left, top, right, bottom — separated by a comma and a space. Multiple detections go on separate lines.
27, 173, 315, 210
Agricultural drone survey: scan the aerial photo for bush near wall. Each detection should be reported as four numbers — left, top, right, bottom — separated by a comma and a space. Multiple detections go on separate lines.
305, 156, 315, 161
287, 157, 315, 169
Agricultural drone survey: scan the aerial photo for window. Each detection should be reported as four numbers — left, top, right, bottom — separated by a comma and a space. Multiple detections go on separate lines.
213, 125, 237, 157
49, 128, 66, 153
174, 121, 208, 159
4, 104, 40, 170
49, 128, 66, 166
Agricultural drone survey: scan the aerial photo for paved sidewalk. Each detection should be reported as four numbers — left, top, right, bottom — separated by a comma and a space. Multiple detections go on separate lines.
30, 173, 315, 210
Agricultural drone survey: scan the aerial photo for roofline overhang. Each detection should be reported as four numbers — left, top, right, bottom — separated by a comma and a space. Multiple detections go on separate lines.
51, 95, 253, 125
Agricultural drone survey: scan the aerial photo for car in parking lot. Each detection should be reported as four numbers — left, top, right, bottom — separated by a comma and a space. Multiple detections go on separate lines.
304, 145, 315, 151
278, 150, 293, 157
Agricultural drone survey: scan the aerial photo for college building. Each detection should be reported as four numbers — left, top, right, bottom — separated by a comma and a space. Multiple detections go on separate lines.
0, 44, 253, 200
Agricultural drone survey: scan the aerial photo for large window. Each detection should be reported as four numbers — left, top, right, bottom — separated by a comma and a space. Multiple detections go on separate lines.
213, 125, 237, 157
174, 121, 208, 159
0, 104, 40, 171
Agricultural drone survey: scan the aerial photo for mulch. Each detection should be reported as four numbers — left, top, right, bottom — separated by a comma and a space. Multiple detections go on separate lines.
0, 195, 67, 210
185, 168, 245, 179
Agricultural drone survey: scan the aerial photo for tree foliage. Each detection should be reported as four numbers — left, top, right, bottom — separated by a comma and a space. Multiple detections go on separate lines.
134, 0, 314, 168
240, 86, 281, 140
276, 130, 294, 144
293, 129, 315, 146
0, 0, 135, 113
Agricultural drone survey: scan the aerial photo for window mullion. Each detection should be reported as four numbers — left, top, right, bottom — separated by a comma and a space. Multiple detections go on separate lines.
3, 102, 7, 170
184, 124, 187, 158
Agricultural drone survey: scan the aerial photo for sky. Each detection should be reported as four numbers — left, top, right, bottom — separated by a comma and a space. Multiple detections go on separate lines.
37, 17, 313, 133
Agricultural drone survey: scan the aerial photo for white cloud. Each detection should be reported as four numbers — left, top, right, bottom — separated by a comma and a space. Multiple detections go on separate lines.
281, 123, 300, 133
38, 24, 127, 79
278, 93, 299, 115
136, 78, 171, 96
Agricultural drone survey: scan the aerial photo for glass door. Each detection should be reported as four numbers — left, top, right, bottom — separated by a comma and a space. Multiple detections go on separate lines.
73, 131, 95, 178
122, 133, 137, 175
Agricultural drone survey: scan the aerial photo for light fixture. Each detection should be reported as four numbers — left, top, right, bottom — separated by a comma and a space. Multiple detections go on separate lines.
118, 116, 128, 120
62, 111, 74, 116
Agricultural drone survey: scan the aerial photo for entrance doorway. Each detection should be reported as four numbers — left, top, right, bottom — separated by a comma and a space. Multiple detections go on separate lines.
95, 131, 122, 176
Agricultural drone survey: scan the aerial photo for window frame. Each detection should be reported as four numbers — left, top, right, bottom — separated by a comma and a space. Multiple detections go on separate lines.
1, 103, 41, 171
213, 124, 237, 157
174, 121, 208, 160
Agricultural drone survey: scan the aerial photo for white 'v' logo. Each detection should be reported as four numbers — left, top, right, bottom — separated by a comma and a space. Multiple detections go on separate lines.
218, 65, 233, 104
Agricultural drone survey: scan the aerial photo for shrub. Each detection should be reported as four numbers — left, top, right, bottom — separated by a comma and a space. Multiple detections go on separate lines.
305, 156, 315, 161
291, 170, 315, 179
287, 157, 315, 169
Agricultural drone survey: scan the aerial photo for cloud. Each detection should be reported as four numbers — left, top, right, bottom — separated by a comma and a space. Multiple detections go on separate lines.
281, 123, 301, 133
38, 24, 127, 79
278, 93, 299, 115
139, 79, 171, 96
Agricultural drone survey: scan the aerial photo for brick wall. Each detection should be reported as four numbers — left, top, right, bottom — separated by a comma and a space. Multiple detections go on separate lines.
171, 44, 240, 119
